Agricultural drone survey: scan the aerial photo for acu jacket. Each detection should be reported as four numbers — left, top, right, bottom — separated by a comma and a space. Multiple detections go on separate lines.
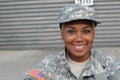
23, 49, 120, 80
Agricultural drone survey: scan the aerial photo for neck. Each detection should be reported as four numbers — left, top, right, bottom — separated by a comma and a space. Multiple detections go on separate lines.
67, 51, 90, 62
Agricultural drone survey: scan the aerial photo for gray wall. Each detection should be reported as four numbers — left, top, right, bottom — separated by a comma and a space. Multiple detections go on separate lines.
0, 0, 120, 50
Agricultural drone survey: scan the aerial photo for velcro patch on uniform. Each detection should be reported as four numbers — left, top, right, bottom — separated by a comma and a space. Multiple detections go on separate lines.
28, 69, 48, 80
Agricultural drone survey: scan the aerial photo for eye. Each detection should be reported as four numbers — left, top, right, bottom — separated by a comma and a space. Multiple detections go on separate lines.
83, 29, 91, 34
67, 29, 76, 34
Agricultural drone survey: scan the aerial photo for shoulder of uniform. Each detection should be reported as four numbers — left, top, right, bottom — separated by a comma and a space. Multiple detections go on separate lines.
23, 51, 65, 80
35, 51, 64, 73
92, 49, 116, 60
94, 49, 120, 70
40, 50, 64, 65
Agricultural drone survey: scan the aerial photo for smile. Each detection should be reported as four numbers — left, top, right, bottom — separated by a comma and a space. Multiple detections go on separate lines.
74, 45, 84, 49
73, 44, 86, 51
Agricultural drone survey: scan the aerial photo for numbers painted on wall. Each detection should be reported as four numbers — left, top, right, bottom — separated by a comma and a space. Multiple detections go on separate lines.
75, 0, 93, 5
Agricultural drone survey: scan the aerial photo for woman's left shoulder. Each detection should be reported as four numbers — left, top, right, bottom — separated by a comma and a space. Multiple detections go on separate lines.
93, 49, 120, 79
93, 49, 120, 70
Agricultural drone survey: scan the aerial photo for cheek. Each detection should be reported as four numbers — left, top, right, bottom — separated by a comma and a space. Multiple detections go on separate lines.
61, 32, 75, 43
86, 34, 95, 43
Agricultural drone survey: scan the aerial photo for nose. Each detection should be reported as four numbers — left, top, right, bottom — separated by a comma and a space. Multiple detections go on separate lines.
75, 32, 84, 43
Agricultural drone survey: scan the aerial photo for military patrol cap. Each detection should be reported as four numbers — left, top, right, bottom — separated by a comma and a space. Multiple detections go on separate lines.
58, 4, 100, 26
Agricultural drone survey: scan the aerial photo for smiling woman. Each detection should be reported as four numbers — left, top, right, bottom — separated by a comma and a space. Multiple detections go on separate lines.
61, 20, 95, 62
22, 4, 120, 80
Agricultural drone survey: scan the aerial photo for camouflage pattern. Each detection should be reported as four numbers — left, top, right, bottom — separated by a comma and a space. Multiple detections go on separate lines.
23, 49, 120, 80
22, 4, 120, 80
58, 4, 100, 24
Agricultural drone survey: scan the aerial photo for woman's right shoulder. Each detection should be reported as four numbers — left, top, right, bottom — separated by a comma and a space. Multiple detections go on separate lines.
36, 50, 65, 69
21, 51, 65, 80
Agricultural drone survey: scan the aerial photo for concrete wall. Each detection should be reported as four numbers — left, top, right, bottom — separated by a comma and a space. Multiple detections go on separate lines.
0, 48, 120, 80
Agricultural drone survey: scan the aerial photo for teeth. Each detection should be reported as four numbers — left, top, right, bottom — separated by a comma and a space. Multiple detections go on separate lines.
75, 45, 84, 49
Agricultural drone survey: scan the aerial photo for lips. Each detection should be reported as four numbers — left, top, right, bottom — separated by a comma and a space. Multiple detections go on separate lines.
73, 45, 86, 51
75, 45, 84, 49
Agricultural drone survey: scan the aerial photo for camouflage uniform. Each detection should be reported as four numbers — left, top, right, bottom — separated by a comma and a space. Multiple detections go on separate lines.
23, 4, 120, 80
23, 49, 120, 80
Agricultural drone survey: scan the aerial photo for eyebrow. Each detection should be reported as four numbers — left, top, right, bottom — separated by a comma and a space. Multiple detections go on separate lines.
66, 26, 75, 28
83, 25, 94, 29
83, 26, 92, 29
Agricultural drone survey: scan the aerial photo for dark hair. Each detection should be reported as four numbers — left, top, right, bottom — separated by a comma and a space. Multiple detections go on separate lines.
59, 19, 97, 30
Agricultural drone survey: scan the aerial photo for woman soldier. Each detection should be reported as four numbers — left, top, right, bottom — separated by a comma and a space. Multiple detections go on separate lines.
23, 4, 120, 80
